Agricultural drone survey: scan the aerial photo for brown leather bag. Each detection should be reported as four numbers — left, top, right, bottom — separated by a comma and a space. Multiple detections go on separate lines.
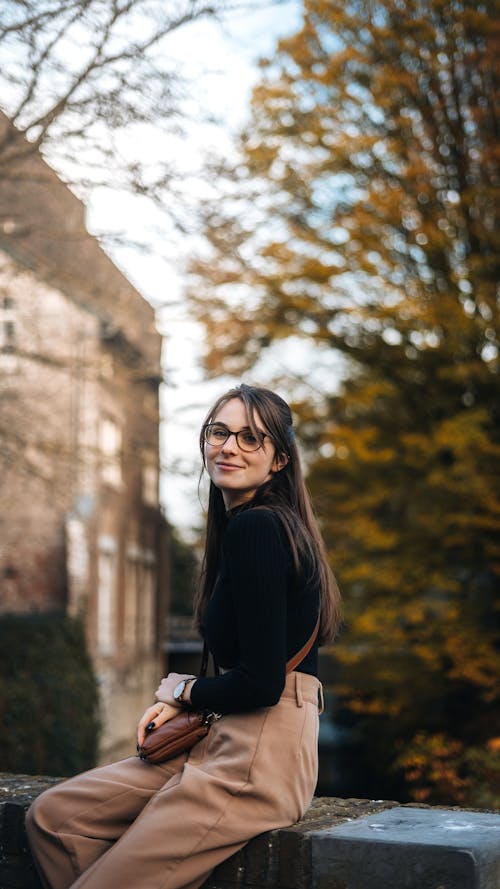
137, 709, 219, 764
137, 614, 320, 765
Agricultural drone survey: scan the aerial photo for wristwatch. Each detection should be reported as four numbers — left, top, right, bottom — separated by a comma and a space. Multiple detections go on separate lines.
173, 676, 195, 705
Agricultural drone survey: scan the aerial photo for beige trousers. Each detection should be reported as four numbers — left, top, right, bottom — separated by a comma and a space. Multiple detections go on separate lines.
26, 672, 321, 889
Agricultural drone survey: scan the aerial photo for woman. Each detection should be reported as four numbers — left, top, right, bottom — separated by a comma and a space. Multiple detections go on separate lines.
26, 383, 341, 889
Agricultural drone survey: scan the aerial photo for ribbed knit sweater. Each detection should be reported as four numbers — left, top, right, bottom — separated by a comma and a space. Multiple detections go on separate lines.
190, 506, 320, 715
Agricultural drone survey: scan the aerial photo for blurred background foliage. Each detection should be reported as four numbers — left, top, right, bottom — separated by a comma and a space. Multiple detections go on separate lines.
168, 523, 200, 616
188, 0, 500, 806
0, 614, 100, 776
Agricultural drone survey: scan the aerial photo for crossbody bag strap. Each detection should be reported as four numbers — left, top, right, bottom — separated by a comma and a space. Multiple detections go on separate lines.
200, 642, 220, 678
199, 610, 321, 678
200, 642, 209, 678
285, 611, 321, 674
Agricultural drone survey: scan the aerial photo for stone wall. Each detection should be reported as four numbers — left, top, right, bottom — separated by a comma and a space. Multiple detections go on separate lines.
1, 774, 499, 889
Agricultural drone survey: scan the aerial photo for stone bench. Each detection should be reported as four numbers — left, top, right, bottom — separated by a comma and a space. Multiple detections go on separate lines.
1, 773, 499, 889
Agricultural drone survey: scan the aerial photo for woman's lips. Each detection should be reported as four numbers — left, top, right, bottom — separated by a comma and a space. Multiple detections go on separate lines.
216, 462, 243, 471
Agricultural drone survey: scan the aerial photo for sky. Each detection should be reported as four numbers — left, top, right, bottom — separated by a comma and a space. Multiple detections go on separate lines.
86, 1, 304, 535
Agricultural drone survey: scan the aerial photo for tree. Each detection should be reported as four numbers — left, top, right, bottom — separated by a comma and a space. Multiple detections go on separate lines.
169, 524, 200, 615
0, 0, 229, 208
189, 0, 500, 804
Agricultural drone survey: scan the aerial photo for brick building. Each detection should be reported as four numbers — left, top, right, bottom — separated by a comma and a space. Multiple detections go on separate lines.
0, 115, 169, 762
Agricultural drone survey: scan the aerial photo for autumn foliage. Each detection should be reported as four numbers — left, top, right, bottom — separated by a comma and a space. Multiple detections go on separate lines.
190, 0, 500, 805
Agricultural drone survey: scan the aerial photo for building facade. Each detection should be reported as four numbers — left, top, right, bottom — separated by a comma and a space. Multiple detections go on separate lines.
0, 115, 169, 762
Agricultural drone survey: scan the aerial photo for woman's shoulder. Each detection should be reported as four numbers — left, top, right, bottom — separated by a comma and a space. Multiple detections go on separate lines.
226, 505, 287, 544
224, 506, 292, 573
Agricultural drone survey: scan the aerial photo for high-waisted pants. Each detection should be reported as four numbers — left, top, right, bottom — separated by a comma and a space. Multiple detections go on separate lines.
26, 671, 322, 889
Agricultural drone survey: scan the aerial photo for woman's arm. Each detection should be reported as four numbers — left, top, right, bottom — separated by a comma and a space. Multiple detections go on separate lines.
189, 509, 290, 713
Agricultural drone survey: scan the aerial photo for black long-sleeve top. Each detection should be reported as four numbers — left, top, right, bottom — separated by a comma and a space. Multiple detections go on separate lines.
190, 506, 320, 715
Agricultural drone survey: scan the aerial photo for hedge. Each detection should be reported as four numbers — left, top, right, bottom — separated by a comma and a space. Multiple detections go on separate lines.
0, 612, 100, 776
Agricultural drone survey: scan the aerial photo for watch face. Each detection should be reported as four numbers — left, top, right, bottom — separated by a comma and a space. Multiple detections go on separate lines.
174, 680, 185, 700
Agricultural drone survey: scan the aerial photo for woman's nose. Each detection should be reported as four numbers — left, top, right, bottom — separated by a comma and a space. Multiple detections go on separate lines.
221, 433, 238, 453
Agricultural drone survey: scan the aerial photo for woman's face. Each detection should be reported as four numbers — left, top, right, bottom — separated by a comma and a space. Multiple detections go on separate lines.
204, 398, 285, 510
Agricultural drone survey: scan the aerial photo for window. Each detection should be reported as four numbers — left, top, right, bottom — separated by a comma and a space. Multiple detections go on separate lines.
100, 417, 122, 487
142, 462, 158, 506
97, 541, 118, 656
125, 546, 157, 653
124, 548, 140, 650
139, 559, 156, 650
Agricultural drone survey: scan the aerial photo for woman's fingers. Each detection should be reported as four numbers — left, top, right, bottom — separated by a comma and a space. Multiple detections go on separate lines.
152, 703, 179, 728
137, 703, 179, 747
137, 703, 164, 747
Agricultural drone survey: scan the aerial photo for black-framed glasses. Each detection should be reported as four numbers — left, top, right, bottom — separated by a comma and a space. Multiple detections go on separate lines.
203, 423, 269, 452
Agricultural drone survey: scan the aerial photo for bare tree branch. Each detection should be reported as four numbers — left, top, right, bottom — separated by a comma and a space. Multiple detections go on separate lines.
0, 1, 232, 195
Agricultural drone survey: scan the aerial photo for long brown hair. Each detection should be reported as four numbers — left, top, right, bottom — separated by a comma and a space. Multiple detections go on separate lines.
193, 383, 341, 644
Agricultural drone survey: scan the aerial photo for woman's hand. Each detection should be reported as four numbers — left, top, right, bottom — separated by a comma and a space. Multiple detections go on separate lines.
137, 702, 178, 748
155, 673, 196, 706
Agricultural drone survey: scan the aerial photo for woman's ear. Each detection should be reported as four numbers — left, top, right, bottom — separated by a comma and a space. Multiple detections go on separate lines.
272, 452, 289, 473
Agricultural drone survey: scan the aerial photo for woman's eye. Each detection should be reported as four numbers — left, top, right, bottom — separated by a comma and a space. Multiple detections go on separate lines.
212, 427, 227, 440
241, 432, 258, 445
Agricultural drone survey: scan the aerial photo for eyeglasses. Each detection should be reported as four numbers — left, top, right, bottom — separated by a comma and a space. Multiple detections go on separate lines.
203, 423, 269, 452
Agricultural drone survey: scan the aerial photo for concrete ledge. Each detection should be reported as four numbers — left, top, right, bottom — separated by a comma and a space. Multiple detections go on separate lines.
311, 806, 500, 889
1, 773, 499, 889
